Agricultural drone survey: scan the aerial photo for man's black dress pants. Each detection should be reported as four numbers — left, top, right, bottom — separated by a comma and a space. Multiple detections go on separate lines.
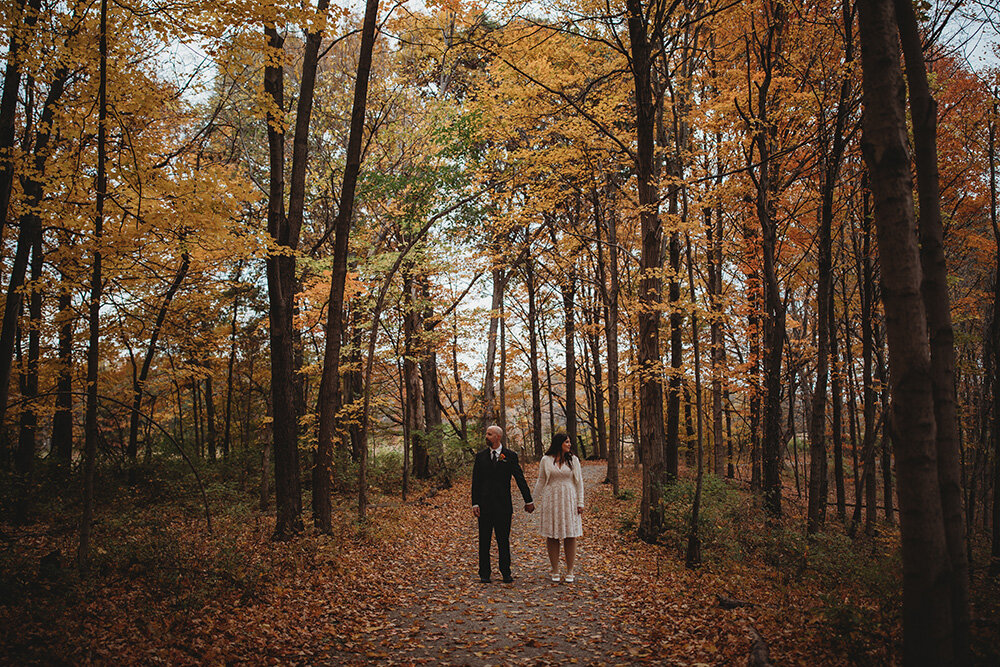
478, 508, 512, 580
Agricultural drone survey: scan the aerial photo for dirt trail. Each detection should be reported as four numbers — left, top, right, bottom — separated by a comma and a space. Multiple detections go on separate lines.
372, 461, 644, 666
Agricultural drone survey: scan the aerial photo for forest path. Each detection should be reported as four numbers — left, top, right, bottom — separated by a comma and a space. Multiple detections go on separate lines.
370, 460, 648, 666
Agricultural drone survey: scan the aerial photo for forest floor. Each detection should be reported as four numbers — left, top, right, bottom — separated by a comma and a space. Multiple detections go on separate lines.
2, 459, 999, 665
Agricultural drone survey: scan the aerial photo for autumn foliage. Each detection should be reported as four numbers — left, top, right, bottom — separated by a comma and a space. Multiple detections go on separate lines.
1, 0, 1000, 663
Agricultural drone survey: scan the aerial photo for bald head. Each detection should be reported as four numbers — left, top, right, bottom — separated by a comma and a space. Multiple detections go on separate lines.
486, 425, 504, 448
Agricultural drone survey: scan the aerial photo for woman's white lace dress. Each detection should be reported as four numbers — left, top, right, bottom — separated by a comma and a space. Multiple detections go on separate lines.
533, 455, 584, 539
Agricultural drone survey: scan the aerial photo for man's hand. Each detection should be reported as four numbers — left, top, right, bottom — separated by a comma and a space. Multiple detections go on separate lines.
473, 506, 481, 518
577, 506, 584, 515
525, 503, 535, 513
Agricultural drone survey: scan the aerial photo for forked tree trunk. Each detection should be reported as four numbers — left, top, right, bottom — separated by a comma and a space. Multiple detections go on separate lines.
263, 18, 303, 539
857, 0, 956, 659
894, 0, 970, 657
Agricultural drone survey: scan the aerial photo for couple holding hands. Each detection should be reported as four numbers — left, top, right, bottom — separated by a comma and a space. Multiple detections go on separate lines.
471, 426, 584, 584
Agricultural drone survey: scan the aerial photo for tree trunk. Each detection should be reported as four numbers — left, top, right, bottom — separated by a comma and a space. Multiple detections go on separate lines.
810, 0, 853, 535
420, 277, 446, 482
314, 0, 376, 533
451, 317, 468, 443
223, 265, 243, 458
0, 59, 66, 430
587, 326, 607, 461
79, 0, 107, 570
894, 0, 970, 657
626, 0, 668, 541
857, 0, 956, 659
14, 211, 42, 478
540, 301, 556, 436
127, 253, 189, 464
480, 267, 504, 431
205, 369, 217, 461
753, 2, 788, 518
594, 186, 620, 492
525, 250, 544, 459
561, 270, 577, 448
988, 99, 1000, 576
0, 0, 42, 257
499, 300, 507, 434
831, 268, 847, 521
404, 274, 426, 478
52, 268, 74, 468
262, 19, 303, 539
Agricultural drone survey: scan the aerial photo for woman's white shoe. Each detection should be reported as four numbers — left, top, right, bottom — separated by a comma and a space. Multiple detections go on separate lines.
564, 573, 576, 583
550, 572, 561, 582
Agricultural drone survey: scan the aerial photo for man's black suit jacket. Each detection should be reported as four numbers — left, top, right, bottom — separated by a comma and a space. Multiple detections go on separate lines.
471, 447, 532, 514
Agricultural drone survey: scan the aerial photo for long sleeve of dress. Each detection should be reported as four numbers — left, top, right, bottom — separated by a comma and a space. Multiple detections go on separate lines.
573, 459, 585, 509
533, 456, 548, 503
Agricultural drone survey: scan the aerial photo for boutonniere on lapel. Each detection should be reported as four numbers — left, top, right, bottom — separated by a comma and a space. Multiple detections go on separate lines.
498, 453, 506, 462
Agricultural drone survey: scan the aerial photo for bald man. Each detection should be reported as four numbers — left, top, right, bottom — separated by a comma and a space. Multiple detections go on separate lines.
471, 425, 534, 583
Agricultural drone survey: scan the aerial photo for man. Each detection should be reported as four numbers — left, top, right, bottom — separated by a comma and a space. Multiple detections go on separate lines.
471, 425, 534, 583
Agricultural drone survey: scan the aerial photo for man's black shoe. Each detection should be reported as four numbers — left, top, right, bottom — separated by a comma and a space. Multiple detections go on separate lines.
480, 577, 491, 583
502, 576, 514, 583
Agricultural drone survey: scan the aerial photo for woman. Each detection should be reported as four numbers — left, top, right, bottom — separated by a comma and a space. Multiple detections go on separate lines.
533, 432, 584, 582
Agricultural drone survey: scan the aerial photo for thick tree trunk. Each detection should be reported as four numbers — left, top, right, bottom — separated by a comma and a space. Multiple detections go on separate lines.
894, 0, 970, 658
989, 102, 1000, 575
262, 21, 303, 539
626, 0, 668, 541
420, 278, 446, 482
754, 3, 787, 518
857, 0, 955, 659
